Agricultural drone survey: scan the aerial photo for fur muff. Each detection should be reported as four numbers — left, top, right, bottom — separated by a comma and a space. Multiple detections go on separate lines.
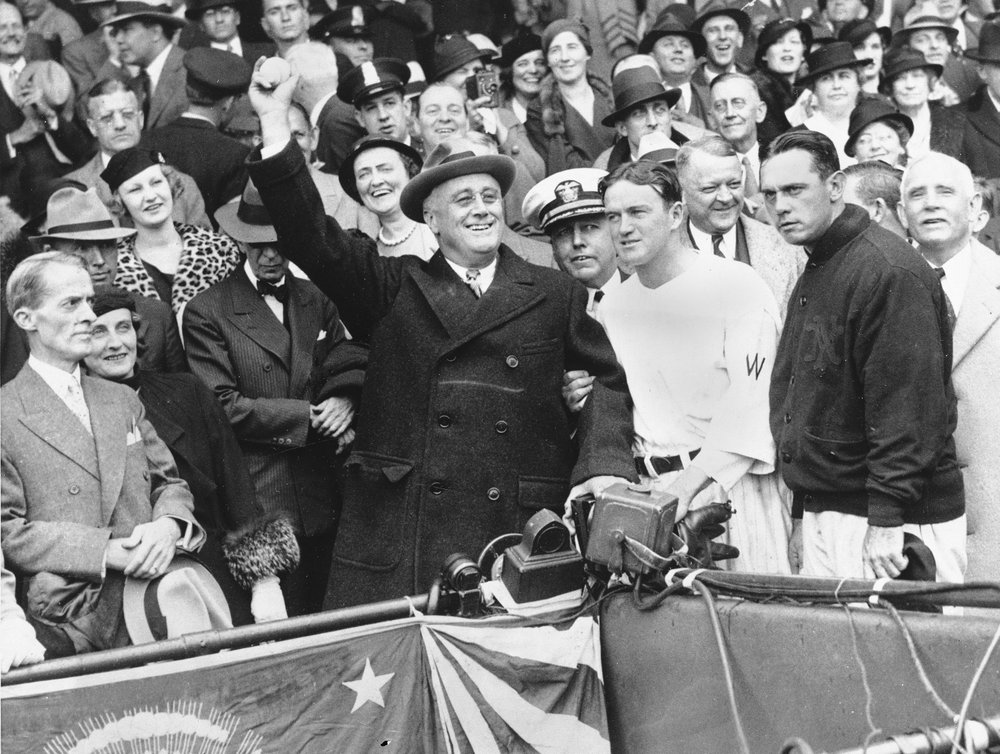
223, 515, 301, 591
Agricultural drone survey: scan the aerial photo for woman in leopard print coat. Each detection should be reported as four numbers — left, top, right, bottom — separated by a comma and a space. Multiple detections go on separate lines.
106, 149, 241, 318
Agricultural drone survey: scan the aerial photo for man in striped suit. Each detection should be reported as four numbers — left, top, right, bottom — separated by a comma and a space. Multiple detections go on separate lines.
183, 180, 368, 616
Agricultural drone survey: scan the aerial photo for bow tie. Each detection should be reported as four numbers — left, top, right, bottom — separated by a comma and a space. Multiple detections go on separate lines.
257, 280, 288, 303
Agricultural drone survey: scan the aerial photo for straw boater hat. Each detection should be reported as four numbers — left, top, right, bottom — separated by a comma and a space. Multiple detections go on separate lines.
399, 137, 516, 222
521, 168, 608, 233
215, 179, 277, 243
31, 186, 136, 244
338, 135, 424, 205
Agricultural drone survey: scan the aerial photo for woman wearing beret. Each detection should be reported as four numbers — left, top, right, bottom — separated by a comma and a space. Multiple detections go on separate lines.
751, 19, 813, 147
339, 135, 437, 259
525, 19, 617, 175
102, 148, 241, 319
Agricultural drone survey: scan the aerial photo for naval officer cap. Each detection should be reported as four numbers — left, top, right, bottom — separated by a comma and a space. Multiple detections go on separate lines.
337, 57, 410, 106
183, 47, 252, 96
522, 168, 609, 233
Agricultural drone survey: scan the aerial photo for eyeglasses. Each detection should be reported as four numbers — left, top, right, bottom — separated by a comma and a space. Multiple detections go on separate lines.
95, 109, 140, 127
451, 190, 501, 209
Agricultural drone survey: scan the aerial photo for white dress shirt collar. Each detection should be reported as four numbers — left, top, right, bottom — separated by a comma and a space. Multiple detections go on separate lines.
28, 355, 84, 397
245, 260, 287, 322
689, 221, 737, 260
932, 242, 973, 315
211, 37, 243, 57
444, 256, 498, 294
145, 43, 173, 93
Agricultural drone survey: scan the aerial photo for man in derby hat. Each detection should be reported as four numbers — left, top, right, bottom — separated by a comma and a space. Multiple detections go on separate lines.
18, 185, 187, 376
101, 0, 190, 130
639, 10, 711, 126
692, 8, 752, 85
311, 4, 374, 69
142, 46, 253, 216
186, 0, 274, 64
338, 57, 416, 148
2, 251, 205, 654
243, 64, 636, 608
594, 64, 705, 172
183, 179, 368, 616
960, 21, 1000, 177
0, 3, 92, 218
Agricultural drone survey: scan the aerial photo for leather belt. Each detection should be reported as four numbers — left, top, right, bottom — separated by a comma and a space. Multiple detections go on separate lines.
634, 449, 701, 477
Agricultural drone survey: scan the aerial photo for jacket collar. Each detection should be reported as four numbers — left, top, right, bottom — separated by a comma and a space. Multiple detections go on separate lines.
805, 203, 870, 267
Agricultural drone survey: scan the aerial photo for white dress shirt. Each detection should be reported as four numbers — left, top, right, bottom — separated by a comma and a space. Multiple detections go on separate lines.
445, 256, 497, 295
28, 356, 91, 431
145, 43, 173, 93
932, 242, 973, 316
211, 37, 243, 57
245, 260, 287, 323
689, 221, 737, 260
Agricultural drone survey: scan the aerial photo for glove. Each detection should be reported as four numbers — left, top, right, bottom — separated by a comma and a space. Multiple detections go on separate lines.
250, 576, 288, 623
1, 618, 46, 673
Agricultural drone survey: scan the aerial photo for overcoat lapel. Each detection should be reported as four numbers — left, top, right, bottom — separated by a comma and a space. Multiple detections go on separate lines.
226, 273, 292, 368
15, 368, 99, 479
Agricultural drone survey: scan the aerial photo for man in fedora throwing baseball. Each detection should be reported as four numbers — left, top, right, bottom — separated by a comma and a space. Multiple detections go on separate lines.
244, 61, 635, 608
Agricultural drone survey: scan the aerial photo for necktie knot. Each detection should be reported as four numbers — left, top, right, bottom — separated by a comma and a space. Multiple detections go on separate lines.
257, 280, 288, 303
465, 268, 483, 298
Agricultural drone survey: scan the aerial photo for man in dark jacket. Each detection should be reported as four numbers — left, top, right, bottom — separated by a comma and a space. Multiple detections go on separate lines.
245, 66, 636, 608
762, 129, 966, 582
960, 22, 1000, 179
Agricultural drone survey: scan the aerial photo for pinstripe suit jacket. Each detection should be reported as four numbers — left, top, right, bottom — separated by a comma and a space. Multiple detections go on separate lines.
182, 268, 367, 536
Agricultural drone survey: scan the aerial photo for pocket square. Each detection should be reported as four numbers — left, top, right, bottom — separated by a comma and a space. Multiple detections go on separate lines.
126, 420, 142, 446
316, 329, 327, 341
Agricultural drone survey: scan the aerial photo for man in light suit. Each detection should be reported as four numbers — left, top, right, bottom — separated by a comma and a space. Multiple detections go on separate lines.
60, 0, 117, 96
101, 1, 189, 130
901, 152, 1000, 582
67, 79, 210, 228
245, 68, 636, 608
677, 135, 805, 317
1, 252, 203, 653
183, 181, 368, 616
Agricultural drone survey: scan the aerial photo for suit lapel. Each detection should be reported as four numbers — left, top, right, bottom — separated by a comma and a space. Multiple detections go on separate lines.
226, 272, 292, 368
15, 368, 99, 479
286, 278, 320, 397
148, 47, 183, 128
953, 242, 1000, 368
84, 377, 128, 523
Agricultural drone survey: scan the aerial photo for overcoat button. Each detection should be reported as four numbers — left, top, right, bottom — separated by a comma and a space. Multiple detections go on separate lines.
69, 485, 80, 495
799, 296, 808, 307
438, 414, 452, 428
784, 413, 791, 424
781, 452, 792, 463
487, 487, 501, 501
495, 420, 508, 434
505, 355, 519, 368
445, 353, 457, 363
430, 481, 444, 495
263, 363, 272, 372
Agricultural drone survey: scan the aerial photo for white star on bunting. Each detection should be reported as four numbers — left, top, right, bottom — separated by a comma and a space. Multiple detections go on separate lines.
343, 658, 395, 713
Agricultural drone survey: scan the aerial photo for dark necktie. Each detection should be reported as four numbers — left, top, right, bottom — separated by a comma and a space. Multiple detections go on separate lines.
934, 267, 957, 332
711, 233, 726, 258
134, 67, 151, 123
465, 268, 483, 298
257, 279, 288, 303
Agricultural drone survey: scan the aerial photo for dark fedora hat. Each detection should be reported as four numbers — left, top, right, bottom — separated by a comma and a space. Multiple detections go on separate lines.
638, 11, 707, 59
215, 179, 276, 243
754, 18, 814, 67
433, 35, 492, 81
184, 0, 241, 20
844, 98, 913, 156
838, 18, 891, 49
601, 65, 681, 126
338, 135, 424, 205
881, 47, 943, 84
964, 21, 1000, 64
692, 7, 751, 38
798, 40, 871, 85
399, 137, 516, 222
101, 0, 186, 30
